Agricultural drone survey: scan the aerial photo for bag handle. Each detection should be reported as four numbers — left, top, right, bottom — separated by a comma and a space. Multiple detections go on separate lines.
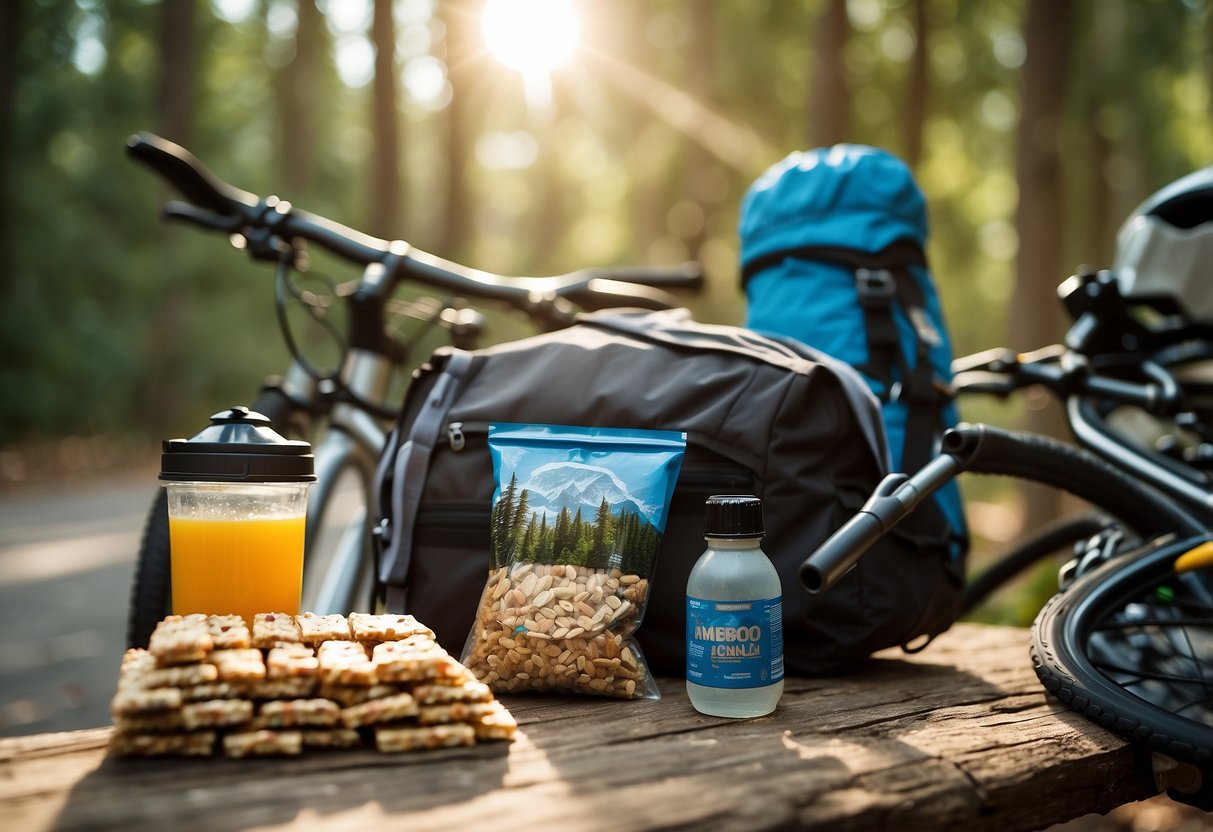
377, 349, 474, 611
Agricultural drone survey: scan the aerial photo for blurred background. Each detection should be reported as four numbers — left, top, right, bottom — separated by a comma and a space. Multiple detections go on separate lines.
0, 0, 1211, 775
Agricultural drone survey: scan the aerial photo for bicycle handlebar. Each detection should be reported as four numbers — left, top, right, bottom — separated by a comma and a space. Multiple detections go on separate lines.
801, 423, 1208, 595
128, 133, 259, 215
128, 132, 704, 311
953, 346, 1183, 416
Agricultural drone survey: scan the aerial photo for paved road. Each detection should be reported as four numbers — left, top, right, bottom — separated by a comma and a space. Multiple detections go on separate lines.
0, 473, 158, 736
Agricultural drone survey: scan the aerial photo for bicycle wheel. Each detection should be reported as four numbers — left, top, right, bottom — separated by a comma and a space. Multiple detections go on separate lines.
301, 429, 377, 615
1031, 535, 1213, 769
126, 489, 171, 648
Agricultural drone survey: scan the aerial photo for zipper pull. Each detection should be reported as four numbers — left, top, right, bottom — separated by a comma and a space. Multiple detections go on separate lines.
447, 421, 466, 452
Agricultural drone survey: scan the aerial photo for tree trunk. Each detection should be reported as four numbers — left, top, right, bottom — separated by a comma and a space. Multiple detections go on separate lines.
369, 0, 403, 238
614, 1, 664, 259
0, 0, 19, 300
440, 0, 477, 260
682, 0, 716, 259
807, 0, 851, 148
903, 0, 930, 169
1072, 1, 1119, 269
1011, 0, 1073, 534
157, 0, 195, 144
532, 82, 568, 273
280, 0, 323, 195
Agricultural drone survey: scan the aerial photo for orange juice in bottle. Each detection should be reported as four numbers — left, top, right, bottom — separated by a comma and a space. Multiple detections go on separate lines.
169, 514, 306, 624
161, 407, 314, 624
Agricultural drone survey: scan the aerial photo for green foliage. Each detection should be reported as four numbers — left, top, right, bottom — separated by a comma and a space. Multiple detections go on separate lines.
3, 3, 1212, 619
491, 485, 661, 577
5, 1, 1211, 447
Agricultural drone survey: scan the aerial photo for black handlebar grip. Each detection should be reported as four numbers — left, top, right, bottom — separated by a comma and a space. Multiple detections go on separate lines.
126, 133, 259, 216
800, 510, 888, 594
595, 262, 706, 290
941, 423, 1205, 537
570, 280, 685, 312
670, 261, 706, 289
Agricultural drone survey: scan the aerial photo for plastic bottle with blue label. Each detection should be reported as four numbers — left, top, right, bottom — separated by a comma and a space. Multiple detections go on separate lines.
686, 495, 784, 717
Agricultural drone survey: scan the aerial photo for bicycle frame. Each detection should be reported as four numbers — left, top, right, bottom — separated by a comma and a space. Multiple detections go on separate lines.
302, 351, 392, 614
121, 131, 704, 649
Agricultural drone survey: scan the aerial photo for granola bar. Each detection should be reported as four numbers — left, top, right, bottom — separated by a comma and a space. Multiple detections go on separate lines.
112, 712, 186, 734
317, 640, 377, 686
266, 644, 318, 679
181, 698, 254, 729
222, 729, 303, 758
206, 615, 252, 649
319, 683, 400, 708
471, 702, 518, 742
149, 615, 214, 665
118, 649, 157, 687
412, 680, 493, 705
300, 728, 364, 749
110, 687, 183, 716
372, 640, 462, 683
133, 662, 220, 690
110, 731, 216, 757
296, 612, 351, 644
252, 612, 302, 648
374, 723, 475, 753
254, 699, 341, 729
417, 701, 502, 726
349, 613, 434, 643
207, 649, 266, 682
180, 682, 243, 702
244, 677, 319, 700
340, 692, 419, 728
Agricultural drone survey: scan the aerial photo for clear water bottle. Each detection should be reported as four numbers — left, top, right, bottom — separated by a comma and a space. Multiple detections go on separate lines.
686, 495, 784, 717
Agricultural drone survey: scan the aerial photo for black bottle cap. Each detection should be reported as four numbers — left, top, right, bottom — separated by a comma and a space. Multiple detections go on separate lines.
160, 406, 315, 483
704, 495, 764, 538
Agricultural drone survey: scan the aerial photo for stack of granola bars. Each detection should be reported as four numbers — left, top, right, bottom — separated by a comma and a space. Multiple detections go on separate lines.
109, 611, 516, 758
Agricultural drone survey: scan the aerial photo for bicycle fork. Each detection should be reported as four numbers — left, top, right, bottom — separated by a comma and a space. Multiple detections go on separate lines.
301, 349, 393, 614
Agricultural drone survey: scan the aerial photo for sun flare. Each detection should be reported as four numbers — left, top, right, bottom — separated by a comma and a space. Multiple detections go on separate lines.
481, 0, 581, 76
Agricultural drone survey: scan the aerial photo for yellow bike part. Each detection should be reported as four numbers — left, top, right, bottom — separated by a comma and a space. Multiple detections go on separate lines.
1173, 541, 1213, 573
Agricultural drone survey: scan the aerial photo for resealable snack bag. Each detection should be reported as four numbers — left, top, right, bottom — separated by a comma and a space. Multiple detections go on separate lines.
461, 423, 686, 699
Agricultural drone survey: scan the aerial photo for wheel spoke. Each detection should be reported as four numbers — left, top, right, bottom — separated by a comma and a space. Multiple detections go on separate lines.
1091, 659, 1213, 689
1093, 617, 1213, 631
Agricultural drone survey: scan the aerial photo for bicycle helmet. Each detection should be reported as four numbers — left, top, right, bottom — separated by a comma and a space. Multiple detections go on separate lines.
1114, 164, 1213, 323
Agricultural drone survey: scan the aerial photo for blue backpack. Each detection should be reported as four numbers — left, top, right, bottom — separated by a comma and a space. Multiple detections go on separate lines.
739, 145, 968, 565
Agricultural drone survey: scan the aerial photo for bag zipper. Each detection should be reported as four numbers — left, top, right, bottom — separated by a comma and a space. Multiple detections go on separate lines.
444, 421, 753, 488
446, 420, 489, 452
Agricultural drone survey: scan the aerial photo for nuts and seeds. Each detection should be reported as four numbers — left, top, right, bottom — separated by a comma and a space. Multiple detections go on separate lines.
462, 563, 655, 699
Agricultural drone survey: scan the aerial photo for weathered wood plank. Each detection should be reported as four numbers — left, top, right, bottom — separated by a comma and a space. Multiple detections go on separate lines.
0, 624, 1158, 832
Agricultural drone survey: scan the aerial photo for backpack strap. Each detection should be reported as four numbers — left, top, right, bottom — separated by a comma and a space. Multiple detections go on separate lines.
741, 241, 945, 476
376, 349, 474, 612
583, 309, 892, 475
888, 267, 946, 475
854, 266, 901, 393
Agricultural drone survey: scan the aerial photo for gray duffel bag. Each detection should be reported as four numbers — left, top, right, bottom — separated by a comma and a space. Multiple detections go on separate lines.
374, 308, 963, 675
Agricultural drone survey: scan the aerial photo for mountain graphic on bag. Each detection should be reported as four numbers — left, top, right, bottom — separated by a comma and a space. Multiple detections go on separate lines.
740, 144, 968, 566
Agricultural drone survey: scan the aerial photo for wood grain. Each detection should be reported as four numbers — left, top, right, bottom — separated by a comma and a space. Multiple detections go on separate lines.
0, 624, 1157, 832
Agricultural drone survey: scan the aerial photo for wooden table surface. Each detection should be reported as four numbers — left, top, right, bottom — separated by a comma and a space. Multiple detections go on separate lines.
2, 623, 1158, 832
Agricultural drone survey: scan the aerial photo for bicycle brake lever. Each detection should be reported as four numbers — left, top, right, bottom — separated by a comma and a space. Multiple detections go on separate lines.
163, 201, 242, 232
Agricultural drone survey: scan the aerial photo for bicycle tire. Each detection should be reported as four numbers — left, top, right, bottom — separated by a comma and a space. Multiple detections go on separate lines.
126, 489, 171, 648
126, 387, 301, 647
1031, 536, 1213, 768
960, 512, 1111, 615
300, 437, 376, 615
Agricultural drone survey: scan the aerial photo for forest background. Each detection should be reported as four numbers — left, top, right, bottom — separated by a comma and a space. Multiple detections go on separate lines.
1, 0, 1211, 622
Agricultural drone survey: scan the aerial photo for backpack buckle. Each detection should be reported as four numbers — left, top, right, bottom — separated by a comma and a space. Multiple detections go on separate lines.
856, 268, 896, 308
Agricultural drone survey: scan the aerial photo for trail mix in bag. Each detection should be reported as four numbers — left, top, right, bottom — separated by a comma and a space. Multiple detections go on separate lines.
461, 423, 685, 699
